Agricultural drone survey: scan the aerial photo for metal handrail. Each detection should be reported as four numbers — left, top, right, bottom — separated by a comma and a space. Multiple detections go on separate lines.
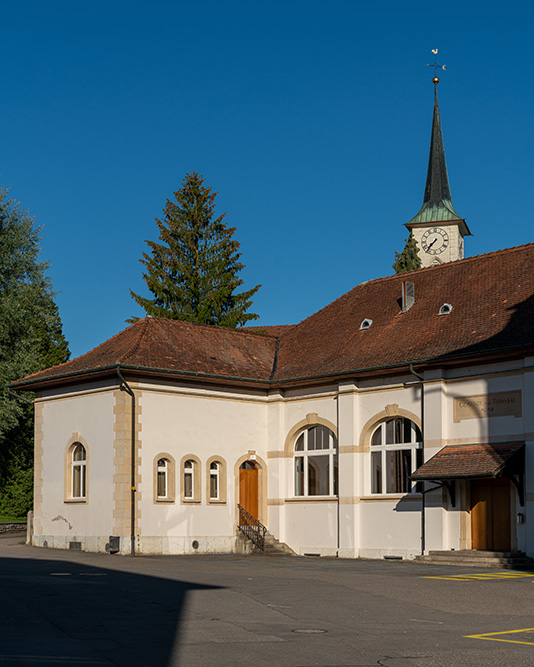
237, 504, 267, 551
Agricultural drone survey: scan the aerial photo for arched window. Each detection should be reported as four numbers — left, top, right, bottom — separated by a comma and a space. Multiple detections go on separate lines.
184, 459, 195, 499
157, 459, 169, 498
72, 443, 87, 499
209, 462, 220, 500
181, 455, 201, 503
294, 425, 338, 497
370, 417, 422, 494
207, 457, 226, 504
153, 454, 175, 503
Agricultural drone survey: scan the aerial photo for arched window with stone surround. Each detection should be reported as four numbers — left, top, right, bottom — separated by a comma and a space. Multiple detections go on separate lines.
294, 425, 338, 497
157, 458, 169, 499
71, 443, 87, 499
370, 417, 422, 494
153, 454, 176, 503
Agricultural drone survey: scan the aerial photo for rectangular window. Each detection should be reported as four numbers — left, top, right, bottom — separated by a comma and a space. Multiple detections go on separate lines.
157, 470, 167, 498
371, 451, 382, 494
73, 466, 83, 498
308, 455, 329, 495
210, 472, 218, 500
184, 471, 193, 499
295, 456, 304, 496
385, 449, 411, 494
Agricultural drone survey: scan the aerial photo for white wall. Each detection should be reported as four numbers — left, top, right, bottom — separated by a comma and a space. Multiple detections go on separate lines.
36, 386, 115, 552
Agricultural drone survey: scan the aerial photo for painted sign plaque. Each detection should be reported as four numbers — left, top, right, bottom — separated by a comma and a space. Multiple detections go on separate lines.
453, 391, 522, 422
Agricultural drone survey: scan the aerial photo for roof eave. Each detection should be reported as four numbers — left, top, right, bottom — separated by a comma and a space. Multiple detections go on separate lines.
10, 342, 534, 394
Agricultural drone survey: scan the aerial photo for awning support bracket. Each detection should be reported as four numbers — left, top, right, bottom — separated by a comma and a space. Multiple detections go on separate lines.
441, 480, 456, 508
506, 473, 524, 507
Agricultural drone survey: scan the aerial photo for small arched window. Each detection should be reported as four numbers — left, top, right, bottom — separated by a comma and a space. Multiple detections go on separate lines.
153, 454, 175, 503
72, 443, 87, 499
181, 455, 201, 503
294, 425, 338, 497
157, 459, 169, 498
209, 462, 220, 500
184, 459, 195, 499
370, 417, 422, 494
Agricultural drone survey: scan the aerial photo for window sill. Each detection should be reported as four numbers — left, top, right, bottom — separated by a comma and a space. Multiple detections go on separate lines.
181, 499, 201, 504
64, 498, 87, 504
285, 496, 338, 503
155, 498, 175, 504
208, 500, 226, 505
360, 494, 422, 502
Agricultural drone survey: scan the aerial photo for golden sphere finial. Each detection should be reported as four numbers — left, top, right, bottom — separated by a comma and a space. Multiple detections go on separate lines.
432, 76, 440, 85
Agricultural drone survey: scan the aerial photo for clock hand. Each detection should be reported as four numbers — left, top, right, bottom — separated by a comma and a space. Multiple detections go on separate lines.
427, 238, 437, 249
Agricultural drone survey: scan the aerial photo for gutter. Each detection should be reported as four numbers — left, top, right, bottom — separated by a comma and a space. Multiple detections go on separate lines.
10, 340, 534, 393
116, 366, 136, 557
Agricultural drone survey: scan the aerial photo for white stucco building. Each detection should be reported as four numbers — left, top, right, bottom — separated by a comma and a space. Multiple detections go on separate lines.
11, 81, 534, 560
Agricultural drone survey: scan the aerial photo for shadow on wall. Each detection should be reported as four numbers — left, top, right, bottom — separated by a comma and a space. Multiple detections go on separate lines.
0, 552, 219, 666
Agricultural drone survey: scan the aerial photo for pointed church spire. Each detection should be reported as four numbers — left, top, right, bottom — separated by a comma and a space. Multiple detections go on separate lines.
424, 84, 452, 205
406, 78, 467, 227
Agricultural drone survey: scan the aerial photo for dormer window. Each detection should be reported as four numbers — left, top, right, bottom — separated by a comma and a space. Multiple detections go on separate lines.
360, 319, 373, 330
439, 303, 453, 316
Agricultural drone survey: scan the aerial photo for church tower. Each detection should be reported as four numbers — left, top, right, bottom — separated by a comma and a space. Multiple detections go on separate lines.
405, 75, 471, 267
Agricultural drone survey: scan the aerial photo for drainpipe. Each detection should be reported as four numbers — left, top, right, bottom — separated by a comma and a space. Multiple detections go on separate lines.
116, 366, 136, 556
409, 364, 425, 556
335, 392, 340, 558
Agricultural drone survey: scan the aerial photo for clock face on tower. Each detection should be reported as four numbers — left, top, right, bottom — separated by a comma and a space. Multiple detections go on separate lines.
421, 227, 449, 255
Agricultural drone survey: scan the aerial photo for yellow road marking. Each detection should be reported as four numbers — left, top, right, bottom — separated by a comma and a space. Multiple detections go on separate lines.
424, 572, 534, 581
465, 628, 534, 646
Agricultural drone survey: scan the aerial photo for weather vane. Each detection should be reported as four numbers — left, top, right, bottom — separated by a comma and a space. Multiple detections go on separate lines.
427, 48, 446, 84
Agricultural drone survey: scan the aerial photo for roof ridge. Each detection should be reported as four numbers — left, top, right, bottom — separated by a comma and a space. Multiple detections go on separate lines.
118, 317, 151, 363
281, 242, 534, 332
151, 316, 284, 340
366, 241, 534, 285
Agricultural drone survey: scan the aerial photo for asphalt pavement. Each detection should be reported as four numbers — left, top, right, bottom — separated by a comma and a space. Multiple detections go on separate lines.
1, 532, 534, 666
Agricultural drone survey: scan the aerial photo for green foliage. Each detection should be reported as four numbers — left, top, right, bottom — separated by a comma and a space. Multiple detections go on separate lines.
0, 468, 33, 517
130, 172, 261, 327
0, 187, 70, 511
393, 231, 422, 274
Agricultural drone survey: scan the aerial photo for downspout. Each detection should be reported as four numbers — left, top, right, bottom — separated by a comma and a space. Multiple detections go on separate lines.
116, 366, 136, 556
335, 391, 340, 558
408, 364, 425, 555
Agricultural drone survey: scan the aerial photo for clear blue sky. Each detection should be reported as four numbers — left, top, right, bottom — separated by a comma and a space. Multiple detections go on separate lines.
1, 2, 533, 359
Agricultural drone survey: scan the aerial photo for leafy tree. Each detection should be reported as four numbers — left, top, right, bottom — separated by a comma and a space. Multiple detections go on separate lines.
130, 172, 261, 327
393, 231, 422, 274
0, 187, 70, 516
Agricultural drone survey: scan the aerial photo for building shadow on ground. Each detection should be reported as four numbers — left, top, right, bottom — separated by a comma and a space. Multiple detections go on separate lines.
0, 553, 219, 666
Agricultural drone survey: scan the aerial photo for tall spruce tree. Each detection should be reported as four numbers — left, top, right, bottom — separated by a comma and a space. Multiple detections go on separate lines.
0, 187, 70, 516
392, 231, 422, 274
130, 172, 261, 327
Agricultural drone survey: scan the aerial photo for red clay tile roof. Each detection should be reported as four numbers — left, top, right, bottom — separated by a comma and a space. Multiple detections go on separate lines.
11, 243, 534, 390
245, 324, 296, 337
272, 243, 534, 381
411, 442, 524, 480
14, 318, 277, 386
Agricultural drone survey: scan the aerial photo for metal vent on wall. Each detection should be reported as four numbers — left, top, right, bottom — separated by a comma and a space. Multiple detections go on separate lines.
359, 319, 373, 330
439, 303, 453, 315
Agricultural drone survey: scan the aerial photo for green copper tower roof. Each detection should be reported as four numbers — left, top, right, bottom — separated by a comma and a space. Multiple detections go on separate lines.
406, 83, 468, 229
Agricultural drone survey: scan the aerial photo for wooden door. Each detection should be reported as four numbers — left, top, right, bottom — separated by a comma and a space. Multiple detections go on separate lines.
239, 464, 259, 518
471, 479, 511, 551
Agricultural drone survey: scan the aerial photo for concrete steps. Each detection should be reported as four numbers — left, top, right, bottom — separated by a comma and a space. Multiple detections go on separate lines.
415, 549, 534, 569
255, 531, 296, 557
